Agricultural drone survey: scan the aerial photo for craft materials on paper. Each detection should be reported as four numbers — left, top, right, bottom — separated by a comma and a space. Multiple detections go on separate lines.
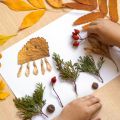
17, 37, 52, 77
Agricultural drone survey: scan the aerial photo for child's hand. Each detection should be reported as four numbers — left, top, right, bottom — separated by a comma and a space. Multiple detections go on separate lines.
85, 19, 120, 47
54, 95, 101, 120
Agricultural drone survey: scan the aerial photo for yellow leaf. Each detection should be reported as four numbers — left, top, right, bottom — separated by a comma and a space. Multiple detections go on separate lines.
0, 80, 5, 91
0, 92, 10, 100
19, 9, 45, 30
1, 0, 36, 11
27, 0, 46, 9
46, 0, 63, 8
0, 34, 16, 46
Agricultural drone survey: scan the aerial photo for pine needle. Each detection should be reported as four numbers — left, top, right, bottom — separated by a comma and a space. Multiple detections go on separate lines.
13, 83, 47, 120
75, 55, 104, 83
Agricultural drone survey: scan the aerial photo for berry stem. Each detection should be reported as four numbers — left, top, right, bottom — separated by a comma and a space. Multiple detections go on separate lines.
52, 85, 63, 108
73, 81, 78, 96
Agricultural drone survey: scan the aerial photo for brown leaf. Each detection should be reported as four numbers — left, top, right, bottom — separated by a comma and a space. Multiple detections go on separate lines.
98, 0, 108, 16
82, 23, 90, 31
109, 0, 119, 22
27, 0, 46, 9
19, 9, 45, 30
1, 0, 36, 11
73, 12, 104, 25
74, 0, 97, 6
46, 0, 63, 8
63, 2, 96, 11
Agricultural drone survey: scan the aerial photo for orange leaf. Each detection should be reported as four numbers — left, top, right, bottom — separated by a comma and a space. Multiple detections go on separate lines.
74, 12, 104, 25
109, 0, 119, 22
1, 0, 36, 11
98, 0, 108, 16
0, 80, 5, 91
64, 2, 96, 11
75, 0, 97, 6
82, 24, 90, 31
0, 92, 10, 100
27, 0, 46, 9
19, 9, 45, 30
46, 0, 63, 8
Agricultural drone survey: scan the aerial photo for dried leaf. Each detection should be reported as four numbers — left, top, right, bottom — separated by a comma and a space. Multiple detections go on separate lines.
1, 0, 36, 11
0, 92, 10, 100
0, 80, 5, 91
82, 23, 90, 31
85, 36, 119, 71
74, 0, 97, 6
98, 0, 108, 16
27, 0, 46, 9
19, 9, 45, 30
46, 0, 63, 8
64, 2, 96, 11
74, 12, 104, 25
0, 34, 16, 46
109, 0, 119, 22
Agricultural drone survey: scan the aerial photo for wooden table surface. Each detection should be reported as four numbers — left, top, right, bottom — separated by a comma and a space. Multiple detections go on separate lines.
0, 1, 120, 120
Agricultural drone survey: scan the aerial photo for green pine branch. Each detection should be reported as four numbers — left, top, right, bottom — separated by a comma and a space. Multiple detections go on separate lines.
13, 83, 47, 120
75, 56, 104, 83
52, 53, 80, 95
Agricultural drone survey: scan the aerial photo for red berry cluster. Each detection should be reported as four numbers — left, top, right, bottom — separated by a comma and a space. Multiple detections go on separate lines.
72, 29, 80, 47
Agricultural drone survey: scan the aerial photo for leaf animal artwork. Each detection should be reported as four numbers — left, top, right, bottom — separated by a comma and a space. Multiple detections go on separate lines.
17, 37, 52, 77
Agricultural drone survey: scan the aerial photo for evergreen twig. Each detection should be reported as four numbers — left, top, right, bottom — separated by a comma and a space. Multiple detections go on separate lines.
13, 83, 47, 120
52, 53, 79, 96
75, 56, 104, 83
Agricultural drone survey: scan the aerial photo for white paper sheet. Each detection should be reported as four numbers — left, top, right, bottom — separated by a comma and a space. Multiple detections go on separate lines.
0, 10, 120, 120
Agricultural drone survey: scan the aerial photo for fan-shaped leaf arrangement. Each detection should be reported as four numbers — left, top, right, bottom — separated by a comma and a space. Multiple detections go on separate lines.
17, 37, 52, 77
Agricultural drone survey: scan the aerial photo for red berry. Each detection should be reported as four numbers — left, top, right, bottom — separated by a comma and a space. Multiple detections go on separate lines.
73, 42, 80, 47
72, 35, 79, 40
51, 76, 57, 84
72, 32, 77, 35
74, 29, 80, 34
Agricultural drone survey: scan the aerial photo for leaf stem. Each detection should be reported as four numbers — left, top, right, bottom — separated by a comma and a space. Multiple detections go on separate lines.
52, 85, 63, 108
73, 81, 78, 96
97, 73, 103, 83
41, 111, 48, 118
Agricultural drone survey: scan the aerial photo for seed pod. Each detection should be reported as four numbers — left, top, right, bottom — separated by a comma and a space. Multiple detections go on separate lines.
44, 58, 52, 72
46, 104, 55, 113
17, 65, 23, 78
92, 82, 99, 89
33, 61, 38, 75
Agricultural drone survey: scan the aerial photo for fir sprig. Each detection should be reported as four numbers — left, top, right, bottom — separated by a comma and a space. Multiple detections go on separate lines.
13, 83, 47, 120
75, 56, 104, 83
52, 53, 79, 96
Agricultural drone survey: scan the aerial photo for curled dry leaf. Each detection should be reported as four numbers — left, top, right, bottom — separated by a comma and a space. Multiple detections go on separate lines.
33, 61, 38, 75
63, 2, 96, 11
46, 0, 63, 8
98, 0, 108, 16
73, 12, 104, 25
0, 34, 16, 46
41, 59, 45, 75
19, 9, 45, 30
85, 36, 119, 72
27, 0, 46, 9
74, 0, 97, 6
1, 0, 36, 11
25, 63, 30, 77
44, 58, 52, 72
17, 65, 23, 78
109, 0, 119, 22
